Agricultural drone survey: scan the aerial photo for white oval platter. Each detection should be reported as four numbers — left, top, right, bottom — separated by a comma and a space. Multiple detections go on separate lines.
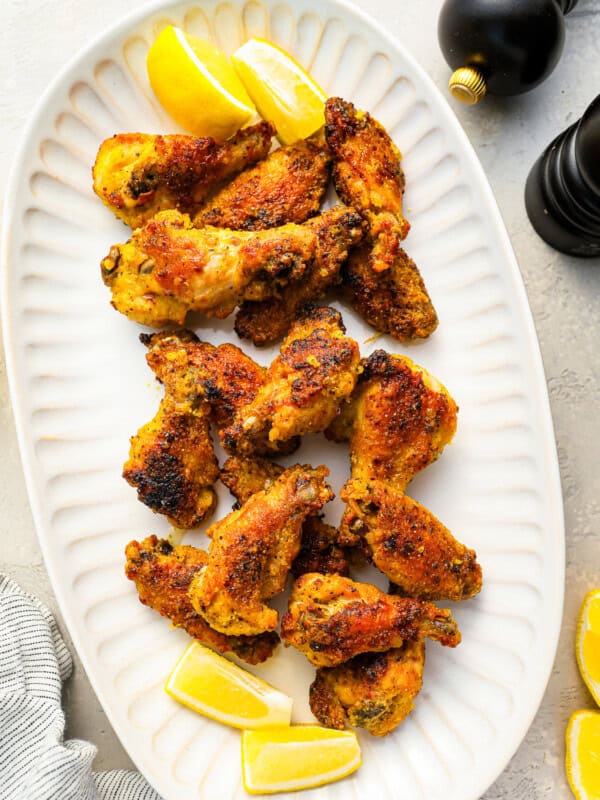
1, 1, 564, 799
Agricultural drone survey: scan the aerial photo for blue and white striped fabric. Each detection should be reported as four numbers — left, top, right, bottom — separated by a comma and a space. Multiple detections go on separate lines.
0, 574, 162, 800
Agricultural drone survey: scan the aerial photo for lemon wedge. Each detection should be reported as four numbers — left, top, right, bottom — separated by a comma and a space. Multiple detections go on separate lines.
147, 26, 256, 140
566, 710, 600, 800
241, 726, 361, 794
232, 38, 326, 145
576, 589, 600, 707
165, 642, 292, 729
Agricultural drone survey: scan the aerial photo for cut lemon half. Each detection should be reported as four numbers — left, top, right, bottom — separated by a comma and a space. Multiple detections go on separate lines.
165, 642, 292, 729
147, 26, 256, 140
241, 726, 361, 794
576, 589, 600, 706
566, 710, 600, 800
232, 38, 326, 145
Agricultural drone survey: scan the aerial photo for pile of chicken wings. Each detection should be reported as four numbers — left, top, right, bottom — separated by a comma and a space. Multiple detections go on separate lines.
93, 98, 482, 738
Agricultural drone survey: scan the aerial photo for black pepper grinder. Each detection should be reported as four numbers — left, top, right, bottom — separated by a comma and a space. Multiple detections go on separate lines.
438, 0, 580, 105
525, 95, 600, 257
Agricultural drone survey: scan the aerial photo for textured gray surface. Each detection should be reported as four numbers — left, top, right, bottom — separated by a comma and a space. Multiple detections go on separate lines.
1, 0, 599, 796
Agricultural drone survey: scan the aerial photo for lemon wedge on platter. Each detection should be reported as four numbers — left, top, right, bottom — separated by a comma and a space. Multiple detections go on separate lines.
576, 588, 600, 707
232, 37, 326, 144
241, 726, 361, 794
164, 642, 292, 729
566, 710, 600, 800
147, 25, 256, 139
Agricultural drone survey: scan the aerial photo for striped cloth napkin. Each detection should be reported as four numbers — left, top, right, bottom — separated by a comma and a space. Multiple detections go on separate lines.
0, 574, 162, 800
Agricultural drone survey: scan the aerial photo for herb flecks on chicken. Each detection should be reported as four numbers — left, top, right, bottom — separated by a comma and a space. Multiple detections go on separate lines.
92, 122, 275, 228
188, 465, 333, 636
124, 536, 278, 664
222, 306, 361, 455
281, 573, 460, 667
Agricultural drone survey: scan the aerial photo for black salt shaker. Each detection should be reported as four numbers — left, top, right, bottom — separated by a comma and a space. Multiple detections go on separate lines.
525, 95, 600, 257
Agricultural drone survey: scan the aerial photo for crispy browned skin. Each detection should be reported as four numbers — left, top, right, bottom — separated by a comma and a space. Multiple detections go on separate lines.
123, 400, 218, 529
341, 479, 482, 600
189, 466, 333, 636
194, 133, 331, 230
221, 456, 349, 577
92, 123, 275, 228
124, 536, 278, 664
328, 350, 458, 492
234, 207, 365, 346
222, 307, 360, 455
324, 97, 438, 341
309, 640, 425, 735
281, 573, 460, 667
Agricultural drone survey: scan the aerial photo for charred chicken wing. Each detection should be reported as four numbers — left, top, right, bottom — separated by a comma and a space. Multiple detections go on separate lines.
341, 479, 482, 600
124, 536, 278, 664
92, 122, 275, 228
309, 640, 425, 735
281, 573, 460, 667
189, 465, 333, 636
222, 306, 360, 455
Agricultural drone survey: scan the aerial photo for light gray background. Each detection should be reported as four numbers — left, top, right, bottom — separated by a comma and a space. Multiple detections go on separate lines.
1, 0, 599, 797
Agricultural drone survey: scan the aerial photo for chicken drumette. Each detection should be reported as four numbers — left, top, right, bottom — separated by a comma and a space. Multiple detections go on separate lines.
324, 97, 438, 341
124, 536, 278, 664
189, 465, 333, 637
309, 640, 425, 736
92, 122, 275, 228
281, 573, 460, 668
222, 306, 360, 455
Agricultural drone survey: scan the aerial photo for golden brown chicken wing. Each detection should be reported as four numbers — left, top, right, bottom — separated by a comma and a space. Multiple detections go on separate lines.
189, 465, 333, 636
234, 207, 365, 346
281, 573, 460, 667
222, 306, 360, 455
324, 97, 438, 341
194, 132, 331, 230
341, 479, 482, 600
220, 456, 349, 577
92, 123, 275, 228
309, 640, 425, 735
124, 536, 278, 664
327, 350, 458, 491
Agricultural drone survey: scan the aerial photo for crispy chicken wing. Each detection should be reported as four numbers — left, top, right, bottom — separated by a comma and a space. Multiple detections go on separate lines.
220, 456, 349, 577
327, 350, 458, 492
309, 640, 425, 735
189, 465, 333, 636
222, 306, 360, 455
234, 207, 365, 346
194, 132, 331, 230
92, 123, 275, 228
324, 97, 438, 341
341, 479, 482, 600
281, 573, 460, 667
124, 536, 278, 664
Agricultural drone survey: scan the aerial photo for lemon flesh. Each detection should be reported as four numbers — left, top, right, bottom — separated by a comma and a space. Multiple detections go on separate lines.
147, 26, 256, 140
566, 710, 600, 800
165, 642, 292, 729
242, 725, 361, 794
577, 589, 600, 707
232, 38, 326, 145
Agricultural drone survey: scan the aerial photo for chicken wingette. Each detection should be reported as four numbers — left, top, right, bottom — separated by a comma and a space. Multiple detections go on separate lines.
309, 640, 425, 736
222, 306, 360, 455
101, 206, 362, 328
327, 350, 458, 492
324, 97, 438, 341
92, 122, 275, 228
341, 479, 482, 601
194, 132, 331, 230
220, 456, 349, 577
189, 465, 333, 636
281, 573, 460, 667
124, 536, 278, 664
